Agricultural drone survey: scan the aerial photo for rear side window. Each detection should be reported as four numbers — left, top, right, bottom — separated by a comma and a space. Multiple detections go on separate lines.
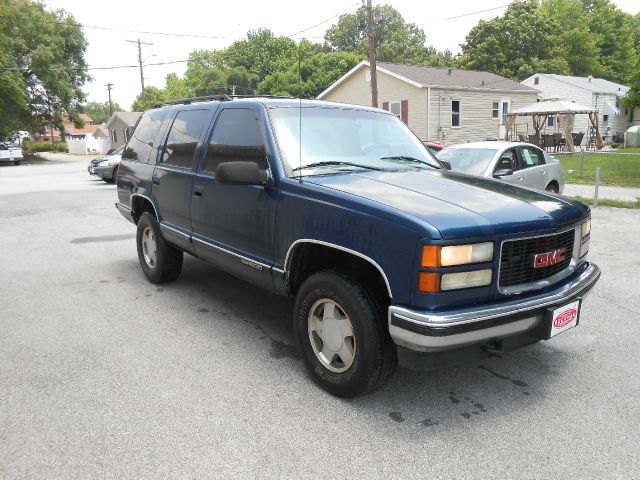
123, 109, 170, 163
519, 146, 544, 168
202, 108, 266, 174
161, 109, 210, 169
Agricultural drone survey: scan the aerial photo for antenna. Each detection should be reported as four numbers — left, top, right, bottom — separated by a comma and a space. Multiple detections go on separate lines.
298, 41, 303, 183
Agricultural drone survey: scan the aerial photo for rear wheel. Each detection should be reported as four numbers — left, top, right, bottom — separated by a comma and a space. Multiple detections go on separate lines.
14, 160, 21, 166
293, 269, 396, 398
136, 212, 183, 283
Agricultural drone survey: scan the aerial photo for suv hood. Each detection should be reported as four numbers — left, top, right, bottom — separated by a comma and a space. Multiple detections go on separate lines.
306, 169, 588, 239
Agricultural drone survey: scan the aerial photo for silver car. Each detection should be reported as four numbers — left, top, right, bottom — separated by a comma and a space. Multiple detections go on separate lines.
436, 141, 565, 193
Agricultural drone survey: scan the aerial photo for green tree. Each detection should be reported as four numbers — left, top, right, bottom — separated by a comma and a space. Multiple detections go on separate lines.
458, 1, 570, 80
324, 4, 453, 66
622, 57, 640, 108
131, 86, 164, 112
259, 51, 362, 98
0, 0, 88, 139
83, 100, 123, 124
225, 29, 297, 81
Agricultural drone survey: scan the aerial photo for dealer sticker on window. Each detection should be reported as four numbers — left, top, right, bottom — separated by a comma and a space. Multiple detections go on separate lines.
549, 299, 581, 337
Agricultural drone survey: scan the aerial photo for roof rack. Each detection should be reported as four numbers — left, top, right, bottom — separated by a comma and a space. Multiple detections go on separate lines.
152, 94, 294, 109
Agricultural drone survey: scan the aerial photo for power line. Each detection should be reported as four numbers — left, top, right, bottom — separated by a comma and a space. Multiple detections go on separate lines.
0, 59, 188, 72
287, 1, 361, 38
416, 4, 510, 26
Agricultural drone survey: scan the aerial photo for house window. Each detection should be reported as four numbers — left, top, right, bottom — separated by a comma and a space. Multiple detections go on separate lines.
548, 115, 555, 127
389, 101, 401, 119
452, 100, 461, 128
492, 101, 499, 119
603, 114, 609, 122
111, 129, 117, 143
534, 77, 539, 85
123, 128, 130, 143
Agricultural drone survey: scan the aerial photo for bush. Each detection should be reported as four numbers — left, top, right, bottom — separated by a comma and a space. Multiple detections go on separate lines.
26, 141, 67, 152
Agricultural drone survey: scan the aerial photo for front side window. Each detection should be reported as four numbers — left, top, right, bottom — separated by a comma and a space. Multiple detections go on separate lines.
162, 109, 210, 169
203, 108, 266, 174
452, 100, 461, 127
519, 146, 544, 168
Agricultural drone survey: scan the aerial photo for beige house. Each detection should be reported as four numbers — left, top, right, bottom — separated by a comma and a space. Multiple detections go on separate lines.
106, 111, 142, 150
318, 61, 539, 146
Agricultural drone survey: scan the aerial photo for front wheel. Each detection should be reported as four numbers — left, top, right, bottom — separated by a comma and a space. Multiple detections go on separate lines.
293, 270, 396, 397
136, 212, 183, 283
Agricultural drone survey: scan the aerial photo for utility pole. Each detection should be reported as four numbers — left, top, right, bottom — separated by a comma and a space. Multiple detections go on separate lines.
126, 39, 153, 110
365, 0, 378, 108
105, 83, 114, 119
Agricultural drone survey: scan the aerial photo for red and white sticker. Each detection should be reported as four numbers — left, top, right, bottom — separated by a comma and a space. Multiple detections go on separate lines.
550, 300, 580, 337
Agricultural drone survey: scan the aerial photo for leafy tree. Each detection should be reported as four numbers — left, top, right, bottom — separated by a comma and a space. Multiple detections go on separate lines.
0, 0, 88, 139
259, 51, 362, 98
458, 1, 570, 80
224, 29, 297, 81
131, 86, 164, 112
163, 73, 191, 99
324, 4, 453, 66
622, 57, 640, 108
82, 100, 123, 124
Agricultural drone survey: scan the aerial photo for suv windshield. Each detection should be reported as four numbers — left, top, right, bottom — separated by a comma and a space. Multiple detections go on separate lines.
269, 107, 440, 176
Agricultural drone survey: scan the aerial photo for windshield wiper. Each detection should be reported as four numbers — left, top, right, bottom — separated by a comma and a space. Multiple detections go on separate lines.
292, 161, 382, 172
380, 156, 439, 168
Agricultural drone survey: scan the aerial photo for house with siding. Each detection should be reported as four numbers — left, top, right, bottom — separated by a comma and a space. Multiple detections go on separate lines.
521, 73, 633, 144
317, 61, 539, 146
106, 111, 142, 150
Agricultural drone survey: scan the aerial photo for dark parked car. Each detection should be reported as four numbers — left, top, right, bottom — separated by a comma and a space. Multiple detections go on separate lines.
115, 96, 600, 397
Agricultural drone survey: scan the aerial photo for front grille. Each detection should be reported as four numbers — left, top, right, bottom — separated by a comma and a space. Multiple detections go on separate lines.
499, 230, 575, 288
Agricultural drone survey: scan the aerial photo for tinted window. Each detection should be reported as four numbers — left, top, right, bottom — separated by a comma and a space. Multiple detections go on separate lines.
162, 109, 210, 169
123, 109, 169, 163
202, 108, 266, 174
496, 149, 516, 171
519, 146, 544, 168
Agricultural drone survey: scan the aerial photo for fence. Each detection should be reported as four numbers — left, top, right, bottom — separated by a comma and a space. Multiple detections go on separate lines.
67, 137, 110, 155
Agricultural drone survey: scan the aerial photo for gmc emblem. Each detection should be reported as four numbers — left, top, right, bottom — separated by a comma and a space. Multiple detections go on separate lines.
533, 248, 567, 268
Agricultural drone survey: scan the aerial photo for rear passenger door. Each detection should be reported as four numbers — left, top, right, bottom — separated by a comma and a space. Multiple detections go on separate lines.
191, 106, 279, 289
152, 107, 213, 252
517, 145, 548, 190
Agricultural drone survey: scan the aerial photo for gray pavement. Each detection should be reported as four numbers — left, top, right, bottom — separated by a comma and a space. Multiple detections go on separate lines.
1, 162, 639, 478
563, 183, 640, 201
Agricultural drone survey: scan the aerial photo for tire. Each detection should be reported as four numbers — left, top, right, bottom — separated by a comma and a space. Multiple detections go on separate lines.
14, 160, 21, 166
293, 269, 397, 398
545, 182, 559, 194
136, 212, 183, 284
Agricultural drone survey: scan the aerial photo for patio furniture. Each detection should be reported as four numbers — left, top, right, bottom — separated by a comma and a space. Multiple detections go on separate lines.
553, 132, 563, 152
543, 134, 555, 152
572, 132, 584, 147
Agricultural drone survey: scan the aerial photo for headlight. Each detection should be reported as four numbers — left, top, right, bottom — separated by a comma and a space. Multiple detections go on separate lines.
422, 242, 494, 267
580, 217, 591, 257
441, 269, 492, 291
581, 218, 591, 238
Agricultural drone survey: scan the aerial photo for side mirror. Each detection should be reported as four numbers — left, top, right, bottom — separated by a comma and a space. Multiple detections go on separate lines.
216, 161, 271, 186
438, 159, 451, 170
493, 168, 514, 178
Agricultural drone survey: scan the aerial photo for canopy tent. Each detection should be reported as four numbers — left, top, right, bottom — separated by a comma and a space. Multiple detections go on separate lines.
505, 99, 602, 152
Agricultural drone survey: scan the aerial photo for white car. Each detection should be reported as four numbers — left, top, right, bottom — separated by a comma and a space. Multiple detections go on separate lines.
436, 141, 565, 193
0, 143, 24, 165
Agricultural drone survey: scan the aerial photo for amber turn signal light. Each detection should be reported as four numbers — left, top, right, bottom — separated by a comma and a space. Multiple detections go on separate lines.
418, 272, 439, 293
421, 246, 440, 268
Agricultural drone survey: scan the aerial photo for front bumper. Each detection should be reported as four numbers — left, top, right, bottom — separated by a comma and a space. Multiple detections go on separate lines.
388, 261, 600, 352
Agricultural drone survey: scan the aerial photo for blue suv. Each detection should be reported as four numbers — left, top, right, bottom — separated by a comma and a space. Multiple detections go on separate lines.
116, 96, 600, 397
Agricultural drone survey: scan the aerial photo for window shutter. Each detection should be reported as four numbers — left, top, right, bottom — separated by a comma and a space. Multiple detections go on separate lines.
382, 102, 389, 111
401, 100, 408, 124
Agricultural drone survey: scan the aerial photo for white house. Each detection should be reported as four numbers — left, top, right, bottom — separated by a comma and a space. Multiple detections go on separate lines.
521, 73, 633, 144
318, 61, 539, 146
106, 111, 142, 150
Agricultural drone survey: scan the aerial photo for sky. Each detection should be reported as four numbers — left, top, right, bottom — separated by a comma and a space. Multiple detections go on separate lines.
46, 0, 640, 112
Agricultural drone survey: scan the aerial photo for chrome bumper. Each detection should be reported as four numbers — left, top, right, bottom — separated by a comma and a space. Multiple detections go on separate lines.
388, 262, 600, 352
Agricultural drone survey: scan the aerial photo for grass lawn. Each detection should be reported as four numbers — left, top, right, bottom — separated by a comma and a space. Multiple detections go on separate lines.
574, 195, 640, 209
555, 151, 640, 187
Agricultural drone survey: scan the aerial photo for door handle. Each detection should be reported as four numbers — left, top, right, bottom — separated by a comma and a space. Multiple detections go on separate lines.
517, 176, 524, 181
540, 170, 546, 174
193, 186, 204, 197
